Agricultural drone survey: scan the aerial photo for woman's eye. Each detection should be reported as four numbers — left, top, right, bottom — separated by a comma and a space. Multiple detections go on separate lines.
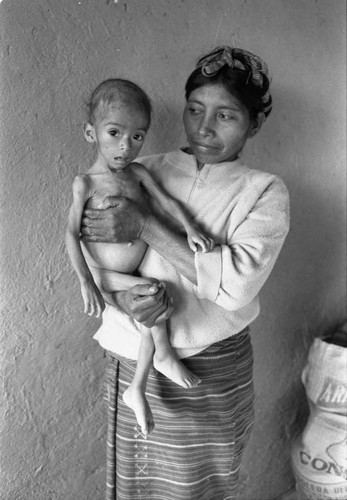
189, 107, 202, 116
218, 112, 233, 120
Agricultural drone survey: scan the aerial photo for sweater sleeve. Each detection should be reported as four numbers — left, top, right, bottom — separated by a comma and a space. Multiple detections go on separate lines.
194, 175, 290, 310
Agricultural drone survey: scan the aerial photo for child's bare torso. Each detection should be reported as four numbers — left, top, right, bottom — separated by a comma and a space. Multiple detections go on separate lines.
81, 167, 148, 273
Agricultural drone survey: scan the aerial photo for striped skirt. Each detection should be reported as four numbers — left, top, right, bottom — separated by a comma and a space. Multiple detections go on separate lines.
104, 327, 254, 500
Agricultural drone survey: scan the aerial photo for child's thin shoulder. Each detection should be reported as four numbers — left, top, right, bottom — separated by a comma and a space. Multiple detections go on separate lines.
129, 161, 147, 173
72, 174, 92, 195
128, 161, 151, 180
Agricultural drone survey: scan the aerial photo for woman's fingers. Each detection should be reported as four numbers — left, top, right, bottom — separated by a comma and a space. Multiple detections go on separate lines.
137, 295, 173, 328
80, 198, 147, 243
115, 282, 173, 328
148, 296, 174, 325
83, 208, 107, 219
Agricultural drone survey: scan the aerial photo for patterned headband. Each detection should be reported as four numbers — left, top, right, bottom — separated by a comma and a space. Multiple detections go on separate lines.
196, 46, 272, 117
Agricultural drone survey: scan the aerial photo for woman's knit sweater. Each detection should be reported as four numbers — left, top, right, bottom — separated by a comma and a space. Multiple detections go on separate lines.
93, 150, 290, 359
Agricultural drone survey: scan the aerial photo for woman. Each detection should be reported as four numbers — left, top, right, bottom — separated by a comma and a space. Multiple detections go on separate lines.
81, 46, 290, 500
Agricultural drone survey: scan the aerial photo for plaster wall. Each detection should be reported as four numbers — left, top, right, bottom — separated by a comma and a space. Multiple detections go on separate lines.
0, 1, 346, 499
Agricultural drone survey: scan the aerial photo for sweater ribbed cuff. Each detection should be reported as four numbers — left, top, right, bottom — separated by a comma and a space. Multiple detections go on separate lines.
193, 247, 222, 302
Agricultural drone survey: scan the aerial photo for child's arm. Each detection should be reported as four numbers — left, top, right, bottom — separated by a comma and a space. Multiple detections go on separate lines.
131, 163, 214, 253
65, 175, 105, 318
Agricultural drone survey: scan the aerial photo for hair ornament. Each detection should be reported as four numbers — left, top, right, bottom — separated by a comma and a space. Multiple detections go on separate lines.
196, 46, 272, 117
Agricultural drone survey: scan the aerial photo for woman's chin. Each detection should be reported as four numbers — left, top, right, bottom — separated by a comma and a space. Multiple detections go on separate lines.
192, 151, 218, 165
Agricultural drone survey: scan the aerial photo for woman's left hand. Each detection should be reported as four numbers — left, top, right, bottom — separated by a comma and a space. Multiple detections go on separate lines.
80, 196, 150, 243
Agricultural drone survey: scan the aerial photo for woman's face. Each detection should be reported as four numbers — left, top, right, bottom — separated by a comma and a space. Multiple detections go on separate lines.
183, 83, 260, 165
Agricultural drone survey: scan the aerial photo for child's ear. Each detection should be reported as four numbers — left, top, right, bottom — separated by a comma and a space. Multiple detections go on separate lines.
248, 113, 265, 138
84, 122, 96, 143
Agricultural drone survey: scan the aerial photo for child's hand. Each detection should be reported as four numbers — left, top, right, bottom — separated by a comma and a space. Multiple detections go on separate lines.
187, 229, 215, 253
81, 281, 105, 318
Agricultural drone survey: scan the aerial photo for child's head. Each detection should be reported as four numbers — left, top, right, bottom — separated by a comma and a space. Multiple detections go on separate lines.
185, 46, 272, 122
87, 78, 152, 127
84, 79, 152, 171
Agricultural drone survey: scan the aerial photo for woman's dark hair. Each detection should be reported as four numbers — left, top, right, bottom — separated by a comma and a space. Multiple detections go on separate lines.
185, 66, 272, 120
87, 78, 152, 127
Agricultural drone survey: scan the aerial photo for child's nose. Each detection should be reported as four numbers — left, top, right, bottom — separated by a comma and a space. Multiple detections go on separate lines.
120, 137, 131, 151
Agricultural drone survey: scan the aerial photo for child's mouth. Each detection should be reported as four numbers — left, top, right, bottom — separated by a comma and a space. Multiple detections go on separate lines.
114, 156, 129, 162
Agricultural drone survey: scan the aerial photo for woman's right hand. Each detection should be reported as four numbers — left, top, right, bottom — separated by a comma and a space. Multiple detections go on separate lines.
112, 281, 173, 328
80, 196, 150, 244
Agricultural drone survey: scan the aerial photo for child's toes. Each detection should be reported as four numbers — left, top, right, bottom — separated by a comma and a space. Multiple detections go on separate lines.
185, 376, 201, 388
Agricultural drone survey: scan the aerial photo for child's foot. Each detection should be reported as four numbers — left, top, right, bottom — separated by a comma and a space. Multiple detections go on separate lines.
123, 385, 155, 435
154, 355, 201, 389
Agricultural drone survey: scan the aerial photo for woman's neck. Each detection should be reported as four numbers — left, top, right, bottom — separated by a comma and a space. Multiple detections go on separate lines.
181, 147, 205, 170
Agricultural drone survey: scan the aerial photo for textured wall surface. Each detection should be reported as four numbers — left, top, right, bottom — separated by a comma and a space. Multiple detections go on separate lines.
0, 1, 345, 499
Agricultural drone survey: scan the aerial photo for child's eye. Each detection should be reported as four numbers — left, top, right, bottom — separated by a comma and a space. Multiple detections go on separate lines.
109, 129, 120, 137
133, 133, 145, 142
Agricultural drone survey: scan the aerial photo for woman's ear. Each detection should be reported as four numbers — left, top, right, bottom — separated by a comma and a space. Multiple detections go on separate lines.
84, 122, 96, 143
248, 113, 265, 138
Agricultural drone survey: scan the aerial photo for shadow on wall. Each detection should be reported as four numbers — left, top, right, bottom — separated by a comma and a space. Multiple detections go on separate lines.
144, 99, 186, 155
276, 83, 345, 410
273, 81, 344, 327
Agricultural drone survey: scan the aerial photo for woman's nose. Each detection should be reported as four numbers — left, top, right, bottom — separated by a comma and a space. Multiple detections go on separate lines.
197, 115, 214, 137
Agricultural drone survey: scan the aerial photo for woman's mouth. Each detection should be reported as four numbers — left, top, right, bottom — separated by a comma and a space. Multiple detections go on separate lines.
191, 141, 219, 153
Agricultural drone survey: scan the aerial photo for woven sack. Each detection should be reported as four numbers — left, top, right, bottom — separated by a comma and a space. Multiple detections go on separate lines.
291, 338, 347, 499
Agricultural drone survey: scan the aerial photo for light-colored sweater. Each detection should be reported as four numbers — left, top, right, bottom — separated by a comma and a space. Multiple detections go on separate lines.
93, 150, 290, 359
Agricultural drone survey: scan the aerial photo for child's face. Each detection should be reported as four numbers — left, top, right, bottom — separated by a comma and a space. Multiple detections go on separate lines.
85, 101, 149, 171
183, 83, 262, 165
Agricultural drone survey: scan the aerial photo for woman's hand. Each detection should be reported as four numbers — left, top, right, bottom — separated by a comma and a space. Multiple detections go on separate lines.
112, 281, 173, 328
80, 196, 150, 243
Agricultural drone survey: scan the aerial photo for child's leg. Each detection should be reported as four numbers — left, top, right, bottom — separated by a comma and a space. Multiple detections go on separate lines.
122, 326, 155, 435
89, 266, 152, 294
89, 267, 156, 312
89, 267, 156, 433
123, 321, 201, 435
151, 322, 201, 389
